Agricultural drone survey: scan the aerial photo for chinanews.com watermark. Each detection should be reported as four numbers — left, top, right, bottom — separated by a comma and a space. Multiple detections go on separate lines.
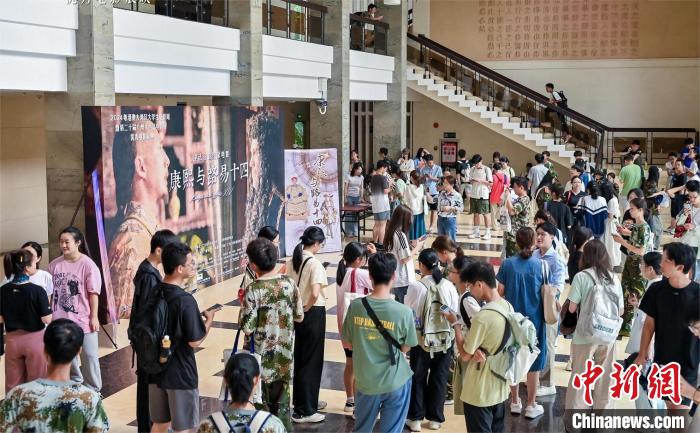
570, 411, 685, 431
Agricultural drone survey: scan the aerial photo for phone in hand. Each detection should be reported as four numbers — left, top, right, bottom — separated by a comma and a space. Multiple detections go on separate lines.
202, 303, 223, 315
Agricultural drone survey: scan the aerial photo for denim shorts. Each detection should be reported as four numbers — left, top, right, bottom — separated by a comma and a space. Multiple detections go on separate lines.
374, 210, 391, 221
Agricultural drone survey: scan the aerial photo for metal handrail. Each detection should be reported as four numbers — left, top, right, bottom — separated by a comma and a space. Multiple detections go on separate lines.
264, 0, 327, 44
350, 13, 390, 30
115, 0, 229, 26
350, 13, 389, 55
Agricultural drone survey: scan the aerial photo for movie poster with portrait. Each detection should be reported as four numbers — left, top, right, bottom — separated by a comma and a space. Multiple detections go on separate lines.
283, 149, 342, 255
82, 106, 286, 323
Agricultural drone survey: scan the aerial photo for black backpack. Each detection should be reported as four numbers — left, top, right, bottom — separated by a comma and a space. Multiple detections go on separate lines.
459, 291, 484, 329
129, 286, 182, 375
556, 90, 569, 108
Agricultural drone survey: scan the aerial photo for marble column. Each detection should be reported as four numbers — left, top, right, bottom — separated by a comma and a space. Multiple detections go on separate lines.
44, 2, 115, 259
309, 0, 351, 196
372, 0, 408, 160
214, 0, 264, 106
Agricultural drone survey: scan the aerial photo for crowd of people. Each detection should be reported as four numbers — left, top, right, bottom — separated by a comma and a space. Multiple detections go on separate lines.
2, 138, 700, 433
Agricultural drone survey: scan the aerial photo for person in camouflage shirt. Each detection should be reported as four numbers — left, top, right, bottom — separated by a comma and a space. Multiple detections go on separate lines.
0, 319, 109, 433
197, 408, 287, 433
240, 238, 304, 431
503, 177, 532, 258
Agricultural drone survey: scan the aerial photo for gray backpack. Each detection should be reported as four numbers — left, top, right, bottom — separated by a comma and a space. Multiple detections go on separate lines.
576, 270, 623, 345
419, 280, 455, 356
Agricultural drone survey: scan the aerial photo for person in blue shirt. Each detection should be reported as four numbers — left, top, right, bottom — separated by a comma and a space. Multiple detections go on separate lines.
420, 154, 443, 234
532, 222, 568, 398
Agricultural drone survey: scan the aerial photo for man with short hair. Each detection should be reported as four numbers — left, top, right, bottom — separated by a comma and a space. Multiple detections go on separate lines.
150, 242, 218, 433
675, 181, 700, 282
534, 222, 568, 398
0, 319, 110, 431
240, 238, 304, 430
503, 176, 530, 258
458, 262, 512, 433
573, 150, 589, 172
468, 154, 494, 240
619, 153, 644, 210
528, 153, 549, 199
129, 229, 180, 433
544, 82, 570, 141
421, 154, 444, 234
342, 252, 418, 433
636, 242, 700, 413
456, 149, 471, 212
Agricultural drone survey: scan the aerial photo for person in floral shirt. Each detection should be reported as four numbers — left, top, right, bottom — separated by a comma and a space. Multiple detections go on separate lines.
503, 177, 531, 258
239, 238, 304, 431
613, 197, 651, 336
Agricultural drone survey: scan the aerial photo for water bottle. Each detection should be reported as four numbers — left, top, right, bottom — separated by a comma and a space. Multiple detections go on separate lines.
159, 335, 171, 364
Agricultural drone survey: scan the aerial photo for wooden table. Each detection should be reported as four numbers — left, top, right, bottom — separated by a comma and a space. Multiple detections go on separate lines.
340, 203, 372, 237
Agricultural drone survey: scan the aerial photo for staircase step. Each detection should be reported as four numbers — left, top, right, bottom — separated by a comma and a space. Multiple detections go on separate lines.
503, 122, 520, 130
481, 110, 498, 119
470, 104, 488, 113
417, 78, 434, 86
500, 112, 513, 118
447, 94, 466, 102
476, 100, 489, 106
543, 132, 555, 139
492, 116, 509, 125
458, 99, 477, 108
531, 127, 544, 133
509, 117, 522, 123
466, 96, 482, 101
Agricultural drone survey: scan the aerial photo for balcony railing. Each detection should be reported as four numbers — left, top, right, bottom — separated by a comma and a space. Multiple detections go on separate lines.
350, 13, 389, 55
114, 0, 229, 26
263, 0, 327, 45
407, 33, 699, 168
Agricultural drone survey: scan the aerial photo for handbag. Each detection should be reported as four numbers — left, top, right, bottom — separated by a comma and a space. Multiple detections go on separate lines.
220, 319, 262, 403
559, 299, 578, 336
541, 260, 561, 325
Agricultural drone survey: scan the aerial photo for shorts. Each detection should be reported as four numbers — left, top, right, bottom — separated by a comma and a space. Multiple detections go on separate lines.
428, 195, 438, 211
374, 210, 390, 221
470, 198, 491, 215
344, 348, 353, 358
149, 385, 199, 431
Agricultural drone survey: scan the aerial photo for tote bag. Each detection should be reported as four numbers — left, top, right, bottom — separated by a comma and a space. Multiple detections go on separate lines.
541, 260, 561, 325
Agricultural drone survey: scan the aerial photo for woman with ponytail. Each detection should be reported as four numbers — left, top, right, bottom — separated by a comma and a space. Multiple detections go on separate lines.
384, 204, 417, 304
495, 226, 547, 419
432, 235, 465, 278
285, 226, 329, 423
198, 352, 286, 433
335, 241, 376, 413
48, 226, 102, 392
1, 249, 52, 392
404, 249, 459, 431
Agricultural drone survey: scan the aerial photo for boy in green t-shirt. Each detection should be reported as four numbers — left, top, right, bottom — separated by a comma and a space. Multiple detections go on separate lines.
458, 262, 511, 433
342, 252, 418, 433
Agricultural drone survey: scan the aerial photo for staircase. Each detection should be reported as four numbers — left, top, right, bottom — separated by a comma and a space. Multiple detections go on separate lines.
406, 33, 699, 172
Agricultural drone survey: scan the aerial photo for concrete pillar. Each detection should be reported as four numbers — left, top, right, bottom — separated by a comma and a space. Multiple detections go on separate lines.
309, 0, 351, 195
215, 0, 264, 106
44, 2, 115, 259
372, 0, 407, 160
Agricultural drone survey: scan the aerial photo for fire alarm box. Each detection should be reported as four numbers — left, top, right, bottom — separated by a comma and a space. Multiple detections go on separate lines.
440, 139, 459, 169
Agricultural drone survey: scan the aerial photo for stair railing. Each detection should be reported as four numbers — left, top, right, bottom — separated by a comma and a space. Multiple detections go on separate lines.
408, 33, 698, 169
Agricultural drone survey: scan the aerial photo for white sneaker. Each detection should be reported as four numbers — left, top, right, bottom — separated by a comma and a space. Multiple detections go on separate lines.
317, 401, 327, 411
468, 231, 480, 239
510, 400, 522, 414
406, 420, 422, 432
344, 400, 355, 413
292, 412, 325, 423
444, 399, 454, 406
524, 403, 544, 419
536, 385, 557, 397
481, 231, 492, 240
428, 421, 441, 430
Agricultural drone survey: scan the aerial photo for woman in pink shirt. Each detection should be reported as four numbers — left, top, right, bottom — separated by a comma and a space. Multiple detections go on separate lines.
335, 241, 375, 414
48, 226, 103, 392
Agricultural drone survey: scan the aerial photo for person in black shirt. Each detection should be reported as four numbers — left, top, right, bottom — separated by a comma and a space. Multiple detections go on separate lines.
0, 249, 52, 392
150, 242, 218, 433
128, 229, 179, 433
567, 226, 593, 283
544, 184, 574, 246
637, 242, 700, 411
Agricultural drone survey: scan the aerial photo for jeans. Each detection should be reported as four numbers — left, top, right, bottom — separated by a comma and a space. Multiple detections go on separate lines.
408, 346, 453, 423
463, 400, 506, 433
70, 331, 102, 392
345, 195, 360, 235
293, 306, 326, 416
437, 217, 457, 241
354, 379, 412, 433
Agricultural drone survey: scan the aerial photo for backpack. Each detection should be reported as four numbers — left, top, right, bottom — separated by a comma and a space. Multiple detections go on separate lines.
482, 301, 540, 386
419, 280, 455, 355
457, 160, 471, 183
129, 286, 184, 375
556, 90, 568, 108
576, 270, 623, 345
210, 409, 272, 433
459, 291, 483, 330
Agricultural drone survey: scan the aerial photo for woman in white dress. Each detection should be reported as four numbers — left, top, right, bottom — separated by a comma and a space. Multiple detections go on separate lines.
601, 182, 622, 267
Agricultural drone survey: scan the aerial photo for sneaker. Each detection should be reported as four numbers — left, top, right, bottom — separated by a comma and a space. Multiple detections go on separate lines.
292, 412, 325, 423
481, 231, 492, 240
444, 399, 454, 406
536, 385, 557, 397
428, 421, 441, 430
468, 231, 480, 239
510, 399, 522, 414
344, 401, 355, 413
406, 420, 422, 432
524, 403, 544, 419
317, 401, 327, 411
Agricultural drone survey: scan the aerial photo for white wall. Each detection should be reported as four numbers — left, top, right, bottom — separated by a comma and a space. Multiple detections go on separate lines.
113, 8, 239, 96
0, 0, 78, 91
262, 35, 333, 100
481, 58, 700, 130
349, 50, 394, 101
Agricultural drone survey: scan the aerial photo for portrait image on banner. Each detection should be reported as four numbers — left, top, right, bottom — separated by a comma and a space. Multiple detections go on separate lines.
82, 106, 286, 322
284, 149, 341, 254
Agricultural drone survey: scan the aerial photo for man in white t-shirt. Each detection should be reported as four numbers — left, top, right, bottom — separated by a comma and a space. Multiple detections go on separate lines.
544, 82, 571, 141
528, 153, 549, 198
468, 155, 493, 240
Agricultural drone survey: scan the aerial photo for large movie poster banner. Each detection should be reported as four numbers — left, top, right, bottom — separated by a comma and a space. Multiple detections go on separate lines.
82, 106, 286, 322
284, 149, 342, 255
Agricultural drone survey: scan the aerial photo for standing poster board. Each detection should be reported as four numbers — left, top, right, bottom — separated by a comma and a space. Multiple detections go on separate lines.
440, 139, 459, 169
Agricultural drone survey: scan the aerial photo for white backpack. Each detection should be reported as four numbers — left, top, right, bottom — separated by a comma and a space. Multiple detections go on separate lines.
576, 270, 623, 345
419, 280, 455, 356
482, 301, 540, 386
